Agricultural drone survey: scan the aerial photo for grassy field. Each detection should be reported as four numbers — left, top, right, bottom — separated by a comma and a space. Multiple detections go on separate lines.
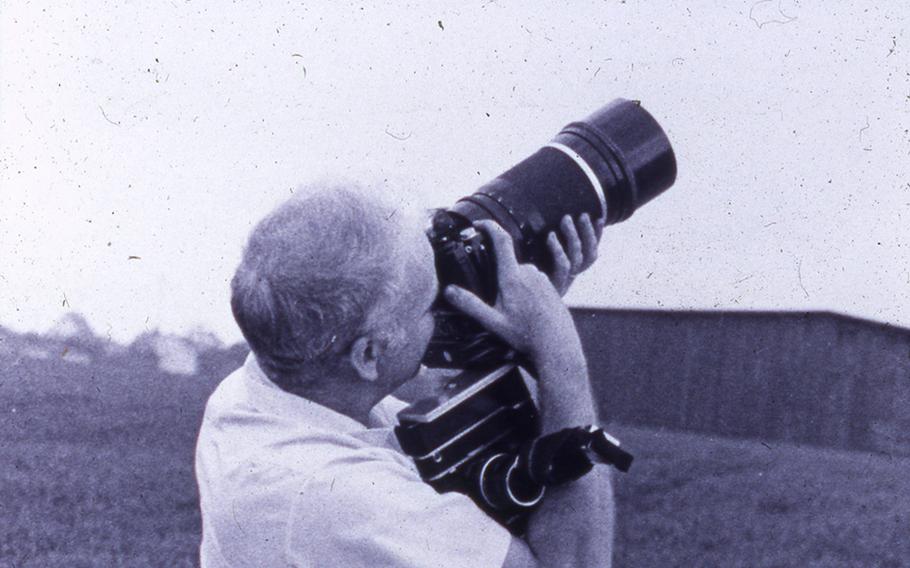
1, 347, 908, 567
610, 427, 910, 567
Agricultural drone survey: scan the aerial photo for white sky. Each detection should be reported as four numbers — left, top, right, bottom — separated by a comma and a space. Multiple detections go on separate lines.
1, 1, 908, 344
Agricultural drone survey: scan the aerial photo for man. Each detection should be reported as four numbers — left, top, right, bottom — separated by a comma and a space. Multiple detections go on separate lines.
195, 184, 613, 567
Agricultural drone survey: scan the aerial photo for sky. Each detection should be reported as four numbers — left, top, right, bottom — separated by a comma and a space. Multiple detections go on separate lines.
1, 1, 908, 344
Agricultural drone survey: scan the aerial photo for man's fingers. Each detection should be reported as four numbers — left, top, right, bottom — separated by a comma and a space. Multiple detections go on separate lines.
547, 231, 571, 295
594, 216, 605, 242
474, 220, 519, 281
560, 215, 583, 270
444, 285, 506, 334
578, 213, 599, 270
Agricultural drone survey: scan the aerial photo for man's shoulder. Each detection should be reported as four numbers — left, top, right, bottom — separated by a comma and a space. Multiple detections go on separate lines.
201, 364, 248, 417
197, 366, 413, 483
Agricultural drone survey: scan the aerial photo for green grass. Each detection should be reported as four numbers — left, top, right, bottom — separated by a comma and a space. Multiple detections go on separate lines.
1, 352, 908, 567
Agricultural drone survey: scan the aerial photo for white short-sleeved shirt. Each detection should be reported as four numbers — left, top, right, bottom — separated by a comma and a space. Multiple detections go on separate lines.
195, 354, 511, 567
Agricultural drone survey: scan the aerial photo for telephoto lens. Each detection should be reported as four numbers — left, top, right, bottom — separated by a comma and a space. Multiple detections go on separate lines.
451, 98, 676, 264
425, 98, 677, 368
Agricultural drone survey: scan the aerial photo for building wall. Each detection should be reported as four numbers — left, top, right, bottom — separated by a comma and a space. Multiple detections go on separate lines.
573, 309, 910, 456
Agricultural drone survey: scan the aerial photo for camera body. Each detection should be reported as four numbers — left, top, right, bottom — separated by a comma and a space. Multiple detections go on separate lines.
395, 98, 676, 531
395, 366, 538, 489
396, 364, 542, 529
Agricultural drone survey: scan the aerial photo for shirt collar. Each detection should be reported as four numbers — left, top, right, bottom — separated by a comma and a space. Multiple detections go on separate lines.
241, 353, 368, 434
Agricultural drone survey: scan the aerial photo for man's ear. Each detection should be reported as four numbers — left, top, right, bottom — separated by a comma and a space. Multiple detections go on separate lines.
349, 335, 382, 382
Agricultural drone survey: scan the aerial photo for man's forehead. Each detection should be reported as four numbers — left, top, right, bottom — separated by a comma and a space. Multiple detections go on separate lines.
397, 227, 437, 296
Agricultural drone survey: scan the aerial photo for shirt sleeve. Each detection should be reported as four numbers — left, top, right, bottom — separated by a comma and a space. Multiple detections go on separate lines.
285, 455, 512, 568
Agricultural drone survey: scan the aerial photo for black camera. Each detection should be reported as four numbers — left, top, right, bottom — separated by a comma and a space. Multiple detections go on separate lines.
395, 99, 677, 531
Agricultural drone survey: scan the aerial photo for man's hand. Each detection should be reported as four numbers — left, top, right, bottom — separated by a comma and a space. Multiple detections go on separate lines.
445, 221, 587, 387
547, 213, 604, 296
443, 220, 584, 371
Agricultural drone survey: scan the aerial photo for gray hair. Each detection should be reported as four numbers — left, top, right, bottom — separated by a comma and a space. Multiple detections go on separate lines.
230, 184, 417, 387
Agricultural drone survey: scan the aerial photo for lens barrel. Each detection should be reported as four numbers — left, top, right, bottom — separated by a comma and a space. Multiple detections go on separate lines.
450, 98, 676, 264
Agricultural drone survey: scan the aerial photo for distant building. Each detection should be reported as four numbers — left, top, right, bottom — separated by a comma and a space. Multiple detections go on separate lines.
131, 332, 200, 376
21, 345, 51, 361
572, 308, 910, 457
